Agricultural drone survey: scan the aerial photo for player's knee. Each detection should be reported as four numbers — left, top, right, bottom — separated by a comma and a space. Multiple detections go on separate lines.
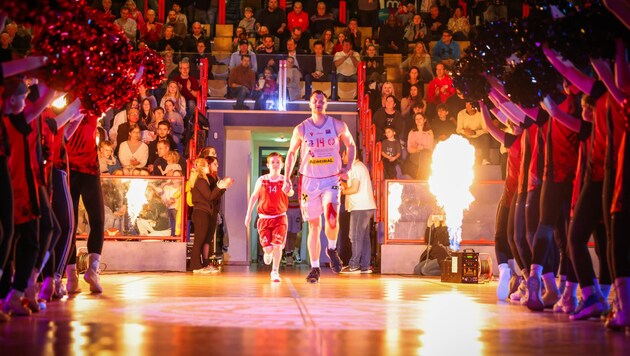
325, 203, 338, 229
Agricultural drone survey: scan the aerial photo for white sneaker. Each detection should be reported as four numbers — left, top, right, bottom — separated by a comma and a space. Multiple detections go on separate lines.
270, 271, 281, 282
194, 265, 220, 274
263, 253, 273, 265
496, 264, 511, 300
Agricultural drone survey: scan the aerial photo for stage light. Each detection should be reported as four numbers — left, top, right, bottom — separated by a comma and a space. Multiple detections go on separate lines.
52, 94, 67, 109
273, 135, 288, 143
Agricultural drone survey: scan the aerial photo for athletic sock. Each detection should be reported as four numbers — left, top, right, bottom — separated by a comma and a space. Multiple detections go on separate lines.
311, 260, 320, 268
530, 264, 543, 278
327, 239, 337, 250
542, 272, 559, 294
566, 281, 578, 297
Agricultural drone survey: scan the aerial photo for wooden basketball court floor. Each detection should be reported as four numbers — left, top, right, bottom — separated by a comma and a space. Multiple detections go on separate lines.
1, 265, 629, 355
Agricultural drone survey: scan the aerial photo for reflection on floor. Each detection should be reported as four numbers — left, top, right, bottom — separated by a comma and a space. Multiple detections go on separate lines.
1, 265, 629, 355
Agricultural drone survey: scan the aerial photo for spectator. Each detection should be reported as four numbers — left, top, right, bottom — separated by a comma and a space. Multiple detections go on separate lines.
290, 27, 311, 54
485, 0, 508, 22
163, 99, 185, 144
193, 0, 213, 26
309, 2, 335, 38
8, 23, 31, 56
146, 106, 164, 136
183, 22, 208, 53
363, 44, 385, 84
445, 88, 466, 123
115, 108, 147, 152
432, 103, 457, 142
172, 58, 200, 121
287, 1, 310, 34
426, 5, 448, 41
378, 14, 405, 54
405, 112, 434, 179
140, 9, 163, 50
0, 33, 12, 63
284, 39, 307, 68
255, 0, 288, 40
396, 2, 416, 27
109, 98, 140, 145
400, 42, 434, 82
373, 95, 404, 142
333, 39, 361, 83
230, 40, 258, 72
402, 66, 424, 98
431, 29, 461, 70
156, 149, 183, 176
448, 6, 471, 40
317, 28, 335, 55
404, 13, 428, 45
381, 127, 402, 179
124, 0, 144, 29
171, 3, 188, 30
427, 63, 455, 106
358, 0, 379, 29
342, 18, 362, 52
139, 97, 156, 130
160, 81, 187, 118
232, 27, 250, 52
118, 124, 149, 172
96, 0, 116, 18
157, 25, 183, 52
147, 120, 178, 172
456, 101, 491, 165
255, 25, 271, 48
228, 54, 257, 110
256, 34, 279, 75
286, 56, 303, 101
301, 40, 334, 99
332, 32, 346, 55
114, 6, 137, 44
403, 101, 428, 141
361, 37, 376, 56
190, 40, 218, 79
239, 7, 257, 36
165, 9, 187, 39
370, 81, 401, 113
98, 140, 122, 175
255, 66, 277, 110
401, 83, 425, 119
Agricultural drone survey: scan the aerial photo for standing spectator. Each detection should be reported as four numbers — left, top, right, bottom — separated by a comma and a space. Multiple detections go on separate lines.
342, 18, 362, 52
228, 54, 257, 110
333, 39, 360, 83
255, 0, 288, 40
157, 25, 183, 52
431, 29, 461, 70
172, 58, 200, 121
183, 22, 208, 53
340, 151, 376, 274
426, 5, 448, 41
358, 0, 379, 29
381, 127, 403, 179
427, 63, 455, 106
405, 112, 434, 179
114, 6, 138, 44
456, 101, 491, 165
301, 40, 334, 99
448, 6, 470, 40
309, 2, 336, 39
400, 42, 433, 82
230, 40, 258, 72
378, 15, 405, 54
239, 7, 257, 36
404, 13, 429, 45
140, 9, 163, 50
287, 1, 310, 34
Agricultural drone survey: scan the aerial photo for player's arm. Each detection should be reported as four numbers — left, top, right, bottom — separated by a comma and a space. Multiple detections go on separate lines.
283, 125, 303, 193
244, 177, 263, 227
337, 120, 356, 176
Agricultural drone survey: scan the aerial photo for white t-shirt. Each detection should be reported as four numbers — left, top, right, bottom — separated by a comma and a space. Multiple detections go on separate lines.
345, 160, 376, 212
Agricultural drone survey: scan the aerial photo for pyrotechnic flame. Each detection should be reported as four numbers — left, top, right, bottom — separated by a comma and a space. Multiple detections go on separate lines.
428, 136, 476, 251
126, 179, 149, 227
387, 182, 405, 240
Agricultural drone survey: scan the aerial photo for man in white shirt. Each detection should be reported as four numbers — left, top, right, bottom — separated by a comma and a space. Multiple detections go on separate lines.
333, 39, 361, 82
456, 101, 492, 165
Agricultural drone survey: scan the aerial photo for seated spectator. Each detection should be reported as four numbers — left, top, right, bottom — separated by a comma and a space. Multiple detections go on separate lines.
110, 98, 140, 145
147, 120, 178, 172
138, 84, 158, 109
342, 18, 362, 52
171, 3, 188, 30
396, 2, 416, 27
193, 0, 212, 26
290, 27, 311, 54
162, 50, 178, 81
448, 6, 470, 41
381, 126, 402, 179
255, 66, 278, 110
378, 14, 405, 54
239, 6, 257, 36
401, 84, 425, 119
115, 109, 148, 152
165, 9, 187, 39
445, 88, 466, 123
456, 101, 491, 165
163, 99, 185, 144
301, 40, 334, 99
125, 0, 144, 29
158, 25, 183, 52
230, 40, 258, 72
256, 34, 277, 54
426, 5, 448, 41
114, 6, 137, 44
317, 28, 335, 55
171, 58, 200, 121
160, 81, 187, 118
485, 0, 508, 22
403, 13, 428, 45
360, 37, 376, 56
228, 54, 257, 110
135, 185, 170, 236
157, 150, 183, 176
286, 57, 303, 101
402, 66, 424, 98
118, 124, 149, 172
333, 39, 361, 83
432, 103, 457, 142
232, 27, 248, 52
190, 40, 218, 79
403, 101, 427, 140
284, 39, 306, 68
255, 25, 270, 48
400, 42, 434, 82
310, 2, 335, 38
332, 32, 346, 55
0, 33, 12, 63
147, 107, 165, 135
96, 0, 116, 18
405, 112, 434, 179
287, 2, 310, 35
139, 98, 156, 130
432, 29, 461, 70
183, 22, 208, 53
98, 140, 122, 175
9, 23, 31, 56
255, 0, 288, 40
363, 44, 385, 84
373, 95, 404, 142
427, 63, 455, 106
369, 81, 401, 113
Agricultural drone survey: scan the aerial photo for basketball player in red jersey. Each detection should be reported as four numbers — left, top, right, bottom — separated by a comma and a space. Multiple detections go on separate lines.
282, 91, 356, 284
245, 152, 290, 282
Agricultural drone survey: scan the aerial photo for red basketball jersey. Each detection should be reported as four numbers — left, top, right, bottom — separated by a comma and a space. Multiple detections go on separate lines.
257, 174, 288, 216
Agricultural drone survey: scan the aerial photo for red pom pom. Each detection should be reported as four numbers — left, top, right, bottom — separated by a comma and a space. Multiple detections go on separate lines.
131, 48, 166, 89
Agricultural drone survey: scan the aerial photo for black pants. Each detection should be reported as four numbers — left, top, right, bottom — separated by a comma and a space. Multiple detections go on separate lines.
569, 179, 612, 287
190, 209, 218, 270
36, 186, 60, 273
0, 156, 13, 273
68, 171, 104, 264
531, 181, 576, 281
610, 131, 630, 278
0, 219, 38, 296
494, 190, 513, 265
512, 192, 532, 270
42, 169, 75, 278
506, 193, 525, 270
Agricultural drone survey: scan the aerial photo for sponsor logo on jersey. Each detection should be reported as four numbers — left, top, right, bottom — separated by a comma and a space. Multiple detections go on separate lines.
308, 157, 334, 165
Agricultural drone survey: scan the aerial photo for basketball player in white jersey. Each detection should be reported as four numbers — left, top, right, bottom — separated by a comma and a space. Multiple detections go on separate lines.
283, 90, 356, 283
